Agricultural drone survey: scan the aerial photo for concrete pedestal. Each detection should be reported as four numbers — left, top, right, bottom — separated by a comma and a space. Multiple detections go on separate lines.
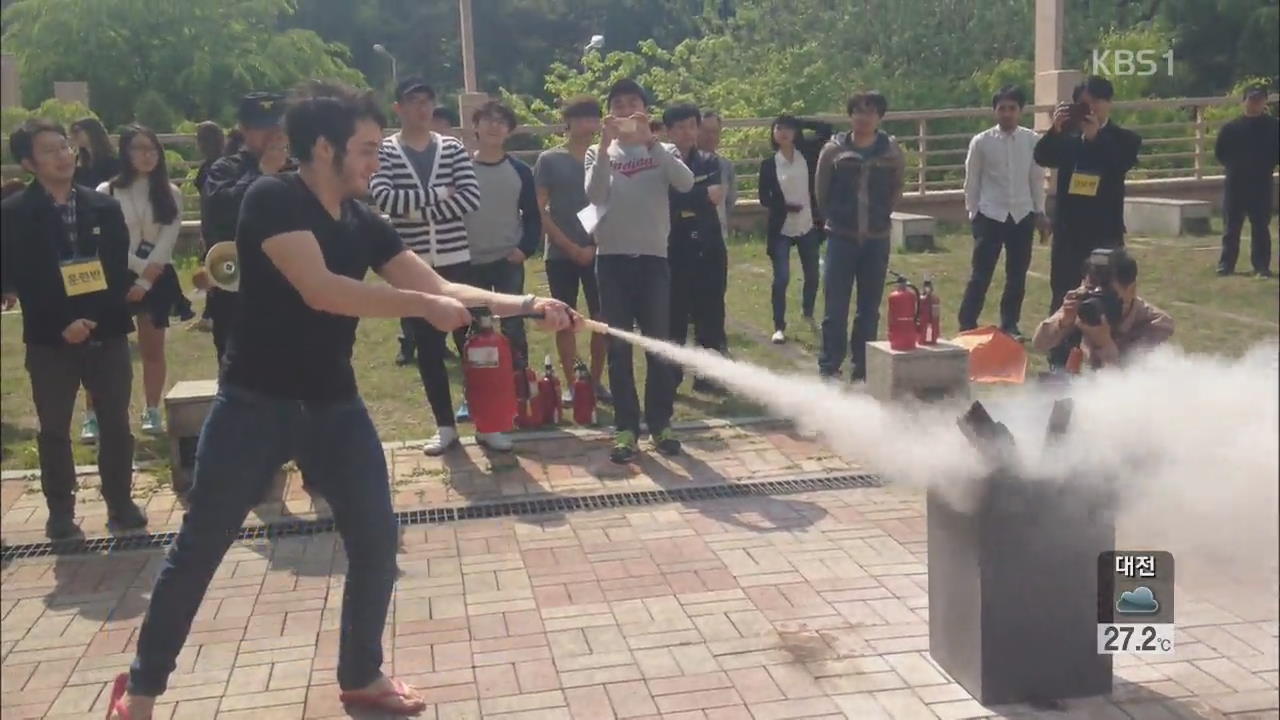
866, 341, 970, 403
1124, 197, 1211, 237
890, 212, 937, 252
928, 402, 1115, 706
164, 379, 218, 494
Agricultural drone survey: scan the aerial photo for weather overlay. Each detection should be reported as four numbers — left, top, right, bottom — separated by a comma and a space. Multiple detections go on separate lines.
1097, 551, 1176, 655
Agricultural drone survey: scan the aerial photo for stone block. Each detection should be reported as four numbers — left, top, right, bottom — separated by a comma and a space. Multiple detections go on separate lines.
891, 212, 937, 252
866, 340, 970, 403
165, 379, 218, 493
1123, 197, 1211, 237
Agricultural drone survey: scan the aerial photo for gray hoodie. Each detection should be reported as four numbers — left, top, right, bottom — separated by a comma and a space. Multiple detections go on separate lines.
584, 140, 695, 257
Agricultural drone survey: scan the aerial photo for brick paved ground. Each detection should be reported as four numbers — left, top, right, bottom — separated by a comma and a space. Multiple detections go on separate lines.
2, 422, 1277, 719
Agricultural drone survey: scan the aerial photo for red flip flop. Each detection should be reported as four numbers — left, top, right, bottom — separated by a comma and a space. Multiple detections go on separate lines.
105, 673, 131, 720
338, 677, 427, 716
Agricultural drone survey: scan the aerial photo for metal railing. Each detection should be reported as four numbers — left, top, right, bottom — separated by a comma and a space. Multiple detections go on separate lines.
3, 94, 1270, 222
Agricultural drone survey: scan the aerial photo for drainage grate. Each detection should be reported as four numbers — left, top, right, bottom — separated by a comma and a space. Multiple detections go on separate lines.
0, 472, 882, 561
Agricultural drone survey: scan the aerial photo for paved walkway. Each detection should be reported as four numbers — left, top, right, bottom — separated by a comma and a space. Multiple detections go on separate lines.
1, 422, 1277, 719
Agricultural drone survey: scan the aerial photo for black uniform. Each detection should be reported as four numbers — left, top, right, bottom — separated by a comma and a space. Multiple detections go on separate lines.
201, 148, 262, 364
668, 147, 728, 386
1215, 113, 1280, 275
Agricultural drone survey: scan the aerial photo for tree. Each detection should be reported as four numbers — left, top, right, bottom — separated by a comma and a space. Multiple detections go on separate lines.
1, 0, 366, 126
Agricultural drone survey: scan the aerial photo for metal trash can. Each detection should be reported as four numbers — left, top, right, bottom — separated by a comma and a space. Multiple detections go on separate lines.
927, 400, 1115, 705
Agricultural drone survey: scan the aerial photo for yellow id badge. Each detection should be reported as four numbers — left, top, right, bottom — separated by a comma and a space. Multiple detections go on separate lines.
679, 210, 697, 219
60, 259, 108, 296
1069, 172, 1101, 197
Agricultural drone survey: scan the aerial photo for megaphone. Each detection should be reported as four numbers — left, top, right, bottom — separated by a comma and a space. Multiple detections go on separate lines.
205, 241, 240, 292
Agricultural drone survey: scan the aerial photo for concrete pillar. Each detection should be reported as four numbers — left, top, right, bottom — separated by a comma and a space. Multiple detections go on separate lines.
1, 54, 21, 109
458, 92, 489, 151
459, 0, 478, 93
1033, 0, 1081, 131
53, 81, 90, 107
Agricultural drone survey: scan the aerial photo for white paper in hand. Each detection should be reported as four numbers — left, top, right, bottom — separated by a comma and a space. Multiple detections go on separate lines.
577, 204, 605, 236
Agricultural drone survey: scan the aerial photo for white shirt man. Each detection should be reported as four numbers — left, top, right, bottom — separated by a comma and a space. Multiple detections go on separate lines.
957, 86, 1048, 338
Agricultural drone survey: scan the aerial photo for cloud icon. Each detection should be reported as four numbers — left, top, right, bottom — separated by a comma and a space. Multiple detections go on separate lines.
1117, 586, 1159, 614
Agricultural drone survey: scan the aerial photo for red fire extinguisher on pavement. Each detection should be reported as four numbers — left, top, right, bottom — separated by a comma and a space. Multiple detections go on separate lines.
571, 360, 596, 425
887, 273, 920, 351
917, 275, 941, 345
535, 355, 562, 426
462, 312, 517, 434
514, 359, 538, 429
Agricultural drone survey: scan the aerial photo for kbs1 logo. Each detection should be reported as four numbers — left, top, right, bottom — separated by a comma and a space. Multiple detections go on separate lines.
1092, 49, 1174, 77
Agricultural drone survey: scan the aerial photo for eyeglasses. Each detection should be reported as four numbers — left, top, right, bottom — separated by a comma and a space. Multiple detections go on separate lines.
35, 142, 77, 159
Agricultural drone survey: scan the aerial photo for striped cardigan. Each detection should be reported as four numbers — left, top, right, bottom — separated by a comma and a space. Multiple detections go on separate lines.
370, 132, 480, 267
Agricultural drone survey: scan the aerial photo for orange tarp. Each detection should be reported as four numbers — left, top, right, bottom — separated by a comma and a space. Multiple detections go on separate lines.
950, 326, 1028, 384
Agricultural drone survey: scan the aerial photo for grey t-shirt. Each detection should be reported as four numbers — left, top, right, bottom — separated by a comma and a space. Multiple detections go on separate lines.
584, 141, 695, 258
402, 140, 438, 189
533, 146, 591, 262
465, 158, 523, 265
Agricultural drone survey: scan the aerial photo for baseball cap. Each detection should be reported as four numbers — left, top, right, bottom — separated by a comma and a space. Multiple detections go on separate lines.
395, 77, 435, 103
238, 92, 286, 129
1244, 84, 1269, 101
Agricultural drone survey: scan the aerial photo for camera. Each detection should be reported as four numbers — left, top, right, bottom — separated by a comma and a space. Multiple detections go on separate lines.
1077, 249, 1123, 327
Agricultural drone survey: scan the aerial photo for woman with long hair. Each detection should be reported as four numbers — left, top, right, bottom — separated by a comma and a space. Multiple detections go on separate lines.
757, 114, 832, 344
70, 117, 120, 188
94, 124, 187, 435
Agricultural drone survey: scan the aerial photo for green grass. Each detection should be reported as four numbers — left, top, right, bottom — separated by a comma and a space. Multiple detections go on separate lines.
3, 220, 1277, 470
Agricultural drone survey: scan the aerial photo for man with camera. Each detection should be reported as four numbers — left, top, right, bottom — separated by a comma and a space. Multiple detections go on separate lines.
1034, 76, 1142, 368
1032, 248, 1173, 370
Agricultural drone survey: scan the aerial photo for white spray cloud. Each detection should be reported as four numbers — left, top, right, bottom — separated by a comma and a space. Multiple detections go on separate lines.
608, 328, 1280, 573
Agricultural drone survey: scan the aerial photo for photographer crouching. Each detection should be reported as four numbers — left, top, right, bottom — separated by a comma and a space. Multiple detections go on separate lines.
1032, 248, 1174, 371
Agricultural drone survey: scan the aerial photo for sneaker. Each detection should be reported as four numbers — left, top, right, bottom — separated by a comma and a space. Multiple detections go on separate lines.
1255, 268, 1275, 278
140, 407, 164, 435
394, 341, 415, 366
561, 389, 574, 407
107, 501, 148, 533
45, 513, 83, 541
455, 401, 471, 423
1216, 267, 1234, 277
652, 427, 682, 457
610, 430, 638, 464
423, 426, 461, 456
476, 432, 513, 452
80, 415, 99, 444
594, 383, 612, 405
771, 330, 786, 344
1000, 326, 1025, 342
850, 366, 867, 383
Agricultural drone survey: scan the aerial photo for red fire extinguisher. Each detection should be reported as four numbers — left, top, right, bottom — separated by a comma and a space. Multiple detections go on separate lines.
462, 312, 517, 434
887, 274, 920, 351
571, 360, 596, 425
514, 360, 538, 429
917, 275, 941, 345
535, 355, 562, 426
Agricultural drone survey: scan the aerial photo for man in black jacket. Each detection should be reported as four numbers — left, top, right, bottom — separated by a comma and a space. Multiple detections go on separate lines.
1215, 84, 1279, 277
1, 120, 147, 540
1033, 76, 1142, 368
195, 93, 289, 365
664, 104, 729, 395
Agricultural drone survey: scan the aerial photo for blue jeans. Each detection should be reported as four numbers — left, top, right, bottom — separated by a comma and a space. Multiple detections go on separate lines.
818, 235, 891, 378
768, 230, 823, 332
128, 385, 398, 695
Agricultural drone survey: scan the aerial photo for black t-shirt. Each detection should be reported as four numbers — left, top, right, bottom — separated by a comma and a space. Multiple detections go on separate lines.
222, 173, 406, 405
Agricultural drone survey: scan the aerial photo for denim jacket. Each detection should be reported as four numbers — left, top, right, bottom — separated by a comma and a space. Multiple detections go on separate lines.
815, 131, 905, 241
